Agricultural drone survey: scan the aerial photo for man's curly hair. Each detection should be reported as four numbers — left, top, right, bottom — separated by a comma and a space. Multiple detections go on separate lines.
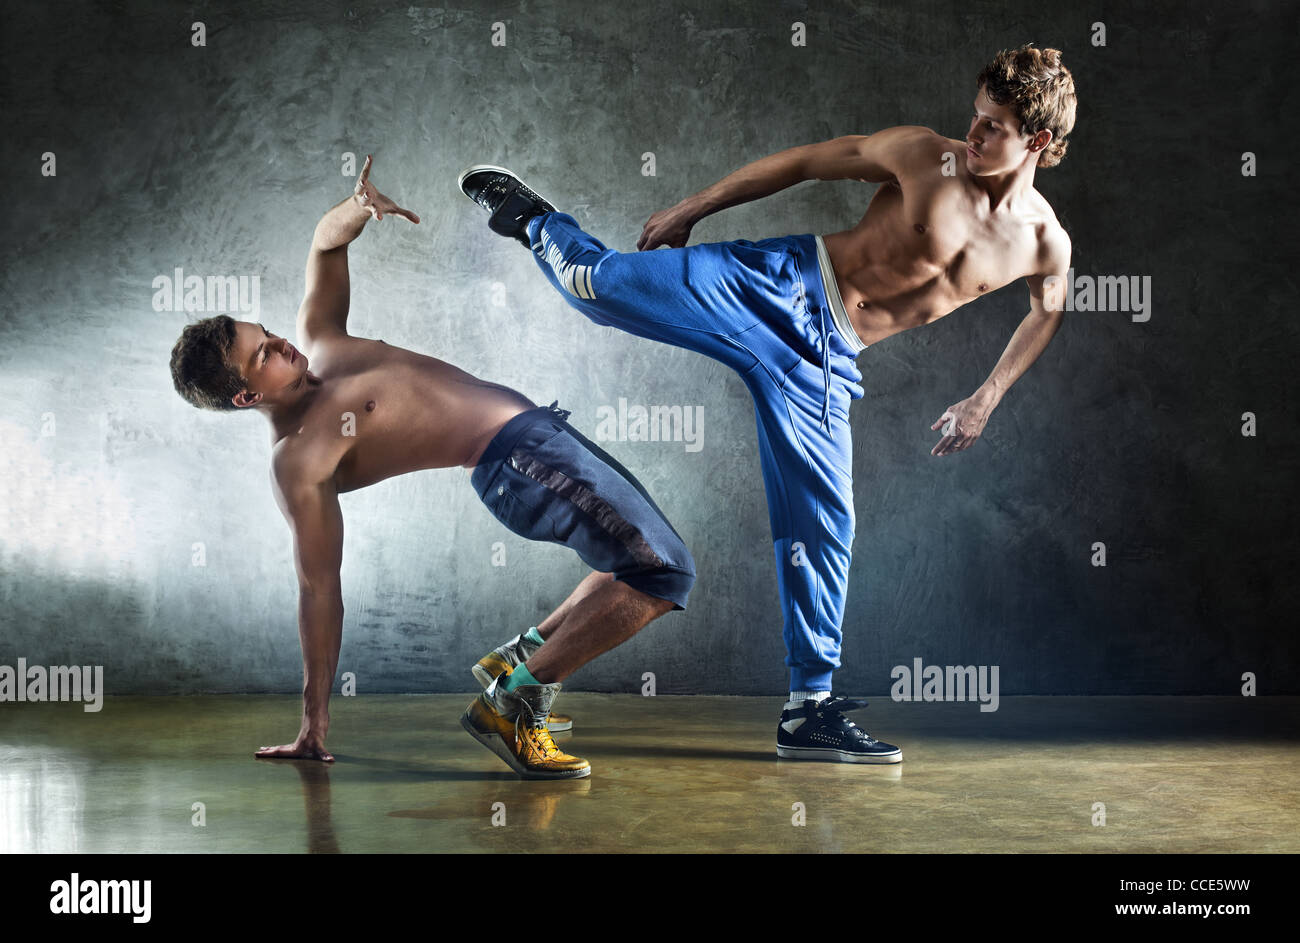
169, 315, 249, 412
977, 44, 1077, 168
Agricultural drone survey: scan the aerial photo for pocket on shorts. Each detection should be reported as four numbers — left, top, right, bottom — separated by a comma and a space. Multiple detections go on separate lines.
513, 419, 568, 454
486, 478, 556, 543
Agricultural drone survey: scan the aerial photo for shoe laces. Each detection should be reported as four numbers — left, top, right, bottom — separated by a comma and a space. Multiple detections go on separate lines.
812, 695, 874, 742
515, 702, 561, 758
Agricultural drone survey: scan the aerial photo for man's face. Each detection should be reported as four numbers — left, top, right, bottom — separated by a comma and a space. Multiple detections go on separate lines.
965, 85, 1041, 175
228, 321, 308, 408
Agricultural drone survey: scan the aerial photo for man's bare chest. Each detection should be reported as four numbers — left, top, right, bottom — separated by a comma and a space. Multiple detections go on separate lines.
862, 181, 1043, 296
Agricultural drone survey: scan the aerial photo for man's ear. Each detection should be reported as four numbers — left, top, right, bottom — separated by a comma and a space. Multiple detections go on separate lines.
1029, 128, 1053, 155
232, 389, 260, 408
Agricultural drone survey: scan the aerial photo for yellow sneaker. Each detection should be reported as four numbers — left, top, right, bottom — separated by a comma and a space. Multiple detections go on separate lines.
471, 635, 573, 732
460, 677, 590, 779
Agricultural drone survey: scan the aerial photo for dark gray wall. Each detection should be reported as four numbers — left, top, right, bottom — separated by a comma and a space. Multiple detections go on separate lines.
2, 0, 1296, 695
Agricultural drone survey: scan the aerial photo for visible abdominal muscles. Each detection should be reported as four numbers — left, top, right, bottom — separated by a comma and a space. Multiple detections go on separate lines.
839, 266, 963, 344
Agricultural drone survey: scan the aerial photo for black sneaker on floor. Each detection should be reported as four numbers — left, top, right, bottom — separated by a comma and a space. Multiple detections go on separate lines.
776, 695, 902, 764
457, 164, 556, 247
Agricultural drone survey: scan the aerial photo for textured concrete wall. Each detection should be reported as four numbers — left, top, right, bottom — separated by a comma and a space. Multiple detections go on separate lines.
1, 0, 1295, 695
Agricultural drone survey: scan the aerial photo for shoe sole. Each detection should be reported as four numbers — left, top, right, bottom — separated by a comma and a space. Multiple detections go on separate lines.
459, 712, 591, 780
457, 163, 546, 199
776, 744, 903, 764
457, 162, 515, 192
471, 661, 574, 732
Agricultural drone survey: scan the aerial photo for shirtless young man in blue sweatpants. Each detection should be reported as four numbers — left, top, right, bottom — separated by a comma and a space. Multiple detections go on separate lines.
461, 46, 1076, 763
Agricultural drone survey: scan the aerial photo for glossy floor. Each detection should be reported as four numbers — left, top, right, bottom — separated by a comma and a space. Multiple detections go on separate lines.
2, 695, 1296, 853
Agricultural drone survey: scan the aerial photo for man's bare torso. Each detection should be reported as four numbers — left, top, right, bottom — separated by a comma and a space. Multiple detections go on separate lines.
273, 336, 533, 493
823, 132, 1063, 346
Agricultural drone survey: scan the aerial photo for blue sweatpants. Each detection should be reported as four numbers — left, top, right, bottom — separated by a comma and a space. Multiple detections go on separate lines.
525, 212, 865, 691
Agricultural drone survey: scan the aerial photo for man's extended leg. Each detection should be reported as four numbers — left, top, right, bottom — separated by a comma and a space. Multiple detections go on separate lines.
524, 211, 793, 374
461, 167, 807, 374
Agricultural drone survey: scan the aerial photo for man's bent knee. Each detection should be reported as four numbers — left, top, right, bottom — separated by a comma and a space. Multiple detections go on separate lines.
618, 557, 695, 613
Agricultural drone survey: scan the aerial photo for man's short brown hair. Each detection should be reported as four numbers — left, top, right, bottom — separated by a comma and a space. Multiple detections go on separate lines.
169, 314, 247, 412
977, 44, 1077, 168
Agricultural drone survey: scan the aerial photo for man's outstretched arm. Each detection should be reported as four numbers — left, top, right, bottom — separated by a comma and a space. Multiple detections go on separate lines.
297, 155, 420, 346
257, 458, 346, 761
930, 230, 1072, 457
637, 126, 940, 250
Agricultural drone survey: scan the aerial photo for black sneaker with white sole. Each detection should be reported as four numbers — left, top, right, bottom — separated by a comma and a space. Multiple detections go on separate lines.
776, 695, 902, 764
457, 164, 556, 247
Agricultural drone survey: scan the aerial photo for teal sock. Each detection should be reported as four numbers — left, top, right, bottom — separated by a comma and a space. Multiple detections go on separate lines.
524, 626, 545, 647
503, 662, 541, 692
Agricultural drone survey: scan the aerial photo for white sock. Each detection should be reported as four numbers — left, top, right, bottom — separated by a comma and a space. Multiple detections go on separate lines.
785, 690, 829, 708
782, 690, 829, 733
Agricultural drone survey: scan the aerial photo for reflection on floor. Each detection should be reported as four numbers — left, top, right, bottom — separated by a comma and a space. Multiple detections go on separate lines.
1, 695, 1296, 853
